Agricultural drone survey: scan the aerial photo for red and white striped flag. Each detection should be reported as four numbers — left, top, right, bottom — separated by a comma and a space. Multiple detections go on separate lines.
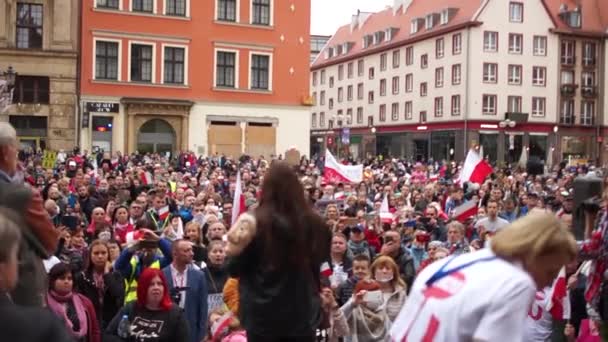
380, 194, 394, 224
231, 171, 246, 225
158, 205, 170, 221
546, 267, 571, 320
458, 149, 493, 185
452, 200, 478, 223
320, 261, 333, 277
140, 171, 153, 185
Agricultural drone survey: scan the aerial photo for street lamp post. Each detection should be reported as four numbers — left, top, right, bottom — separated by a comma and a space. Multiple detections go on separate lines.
0, 66, 17, 112
499, 119, 516, 164
553, 125, 559, 167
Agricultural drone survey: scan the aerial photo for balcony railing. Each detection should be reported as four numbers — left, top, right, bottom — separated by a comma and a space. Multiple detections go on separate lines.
581, 85, 597, 98
560, 115, 575, 125
581, 116, 595, 126
560, 84, 576, 96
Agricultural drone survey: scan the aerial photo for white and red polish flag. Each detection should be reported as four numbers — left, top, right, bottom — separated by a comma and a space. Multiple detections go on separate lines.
547, 267, 571, 320
452, 200, 478, 223
380, 194, 394, 224
320, 261, 333, 277
140, 170, 153, 185
231, 170, 246, 225
323, 149, 363, 184
458, 149, 493, 185
158, 205, 170, 221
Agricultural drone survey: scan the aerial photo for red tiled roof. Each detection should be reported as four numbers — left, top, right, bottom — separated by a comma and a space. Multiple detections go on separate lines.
543, 0, 608, 34
311, 0, 484, 69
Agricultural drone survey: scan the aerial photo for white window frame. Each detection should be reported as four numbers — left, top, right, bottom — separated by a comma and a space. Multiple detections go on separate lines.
129, 0, 158, 13
581, 101, 595, 125
484, 31, 498, 52
452, 64, 461, 85
404, 101, 412, 119
452, 33, 462, 55
482, 95, 497, 115
213, 47, 240, 88
436, 38, 445, 58
392, 76, 399, 95
249, 0, 274, 26
435, 67, 444, 88
532, 66, 546, 87
405, 73, 413, 92
508, 65, 522, 85
483, 63, 497, 83
160, 43, 189, 85
582, 71, 596, 87
311, 113, 317, 128
440, 9, 449, 25
451, 95, 461, 116
391, 103, 399, 121
162, 0, 190, 16
508, 33, 523, 54
410, 20, 419, 34
531, 97, 545, 117
214, 0, 240, 21
507, 96, 522, 113
93, 37, 123, 81
356, 107, 363, 124
379, 104, 386, 122
509, 2, 523, 23
94, 0, 124, 10
561, 40, 575, 64
434, 97, 443, 117
248, 51, 272, 90
319, 112, 325, 127
128, 40, 156, 83
425, 14, 435, 29
533, 36, 547, 56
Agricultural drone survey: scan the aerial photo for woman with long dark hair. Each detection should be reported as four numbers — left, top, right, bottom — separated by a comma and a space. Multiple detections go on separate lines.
227, 162, 331, 342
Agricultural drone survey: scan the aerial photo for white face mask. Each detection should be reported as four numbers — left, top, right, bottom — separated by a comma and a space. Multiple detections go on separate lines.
375, 272, 394, 283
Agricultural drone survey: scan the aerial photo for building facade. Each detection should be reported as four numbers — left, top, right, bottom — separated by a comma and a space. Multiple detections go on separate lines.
80, 0, 311, 157
310, 0, 608, 165
0, 0, 79, 151
310, 34, 331, 64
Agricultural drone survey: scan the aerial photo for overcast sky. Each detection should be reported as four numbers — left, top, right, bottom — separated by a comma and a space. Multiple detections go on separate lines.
311, 0, 391, 36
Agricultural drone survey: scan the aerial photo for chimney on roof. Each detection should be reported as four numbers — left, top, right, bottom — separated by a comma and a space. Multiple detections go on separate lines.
393, 0, 413, 14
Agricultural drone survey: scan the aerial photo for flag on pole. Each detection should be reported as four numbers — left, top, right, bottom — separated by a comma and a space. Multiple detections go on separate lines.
458, 149, 493, 184
546, 267, 571, 320
479, 145, 484, 160
231, 170, 246, 225
452, 200, 478, 222
379, 194, 394, 224
323, 149, 363, 184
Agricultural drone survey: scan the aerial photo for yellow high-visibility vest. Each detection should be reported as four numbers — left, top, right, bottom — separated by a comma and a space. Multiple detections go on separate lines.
124, 256, 160, 304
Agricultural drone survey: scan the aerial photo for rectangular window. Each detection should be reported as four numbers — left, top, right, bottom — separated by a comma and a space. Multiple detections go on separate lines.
583, 42, 597, 67
434, 97, 443, 117
217, 0, 236, 21
251, 54, 270, 89
346, 108, 353, 125
380, 53, 387, 71
16, 3, 43, 49
508, 33, 523, 54
391, 103, 399, 121
392, 50, 400, 68
166, 0, 186, 16
436, 38, 445, 59
451, 95, 461, 116
164, 46, 185, 84
405, 47, 414, 65
312, 92, 316, 105
561, 40, 575, 65
421, 54, 428, 69
12, 76, 50, 104
347, 85, 353, 101
508, 65, 522, 85
405, 73, 413, 92
561, 70, 574, 84
131, 44, 153, 82
435, 67, 444, 88
420, 82, 427, 97
357, 83, 363, 99
582, 71, 596, 87
379, 79, 387, 96
452, 64, 461, 85
581, 101, 595, 125
379, 104, 386, 122
482, 94, 497, 115
483, 63, 498, 83
132, 0, 154, 12
420, 111, 427, 123
357, 59, 364, 76
338, 65, 344, 81
252, 0, 271, 25
337, 87, 343, 102
452, 33, 462, 55
509, 2, 523, 22
216, 50, 236, 87
97, 0, 119, 9
328, 98, 333, 109
533, 36, 547, 56
320, 112, 325, 127
369, 67, 375, 80
392, 76, 399, 95
404, 101, 412, 119
368, 91, 374, 104
484, 31, 498, 52
320, 91, 325, 105
531, 97, 546, 117
507, 95, 522, 113
347, 62, 354, 79
95, 41, 119, 80
329, 76, 334, 88
312, 72, 317, 86
560, 100, 574, 124
311, 113, 317, 128
532, 66, 546, 86
328, 119, 333, 129
320, 70, 326, 84
356, 107, 363, 124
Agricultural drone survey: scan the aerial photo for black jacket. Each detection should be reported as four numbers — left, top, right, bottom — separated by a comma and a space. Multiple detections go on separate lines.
204, 264, 229, 295
0, 292, 74, 342
75, 270, 125, 329
388, 246, 416, 292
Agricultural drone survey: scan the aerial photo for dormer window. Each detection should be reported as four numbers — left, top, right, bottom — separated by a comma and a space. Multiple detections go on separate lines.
426, 14, 435, 29
373, 31, 385, 45
411, 18, 424, 34
559, 8, 581, 28
385, 27, 399, 42
342, 42, 349, 54
363, 35, 372, 49
325, 47, 334, 59
441, 9, 449, 24
336, 45, 343, 55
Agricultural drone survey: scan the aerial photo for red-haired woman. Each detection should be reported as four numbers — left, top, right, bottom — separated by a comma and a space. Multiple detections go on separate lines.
104, 268, 189, 342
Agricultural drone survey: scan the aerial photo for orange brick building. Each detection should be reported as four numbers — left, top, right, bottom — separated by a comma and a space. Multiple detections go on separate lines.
80, 0, 311, 157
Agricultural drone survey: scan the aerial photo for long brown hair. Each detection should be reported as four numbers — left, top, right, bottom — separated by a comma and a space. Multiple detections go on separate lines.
255, 162, 329, 275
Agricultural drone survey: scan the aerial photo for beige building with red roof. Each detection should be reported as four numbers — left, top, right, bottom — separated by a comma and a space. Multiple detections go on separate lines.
310, 0, 608, 166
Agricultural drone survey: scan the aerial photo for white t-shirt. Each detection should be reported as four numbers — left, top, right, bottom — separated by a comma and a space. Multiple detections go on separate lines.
475, 216, 510, 233
523, 287, 553, 342
390, 248, 536, 342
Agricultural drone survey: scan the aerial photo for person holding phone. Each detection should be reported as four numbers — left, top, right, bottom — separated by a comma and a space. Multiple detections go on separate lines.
380, 230, 415, 292
114, 220, 173, 304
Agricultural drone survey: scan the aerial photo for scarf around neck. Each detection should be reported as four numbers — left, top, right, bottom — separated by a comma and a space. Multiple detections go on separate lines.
47, 290, 89, 339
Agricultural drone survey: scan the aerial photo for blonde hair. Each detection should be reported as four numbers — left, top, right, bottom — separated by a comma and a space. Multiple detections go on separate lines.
491, 212, 577, 265
370, 255, 406, 290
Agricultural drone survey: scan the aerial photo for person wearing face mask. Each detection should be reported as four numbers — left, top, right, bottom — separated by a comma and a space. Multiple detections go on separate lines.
370, 256, 407, 322
390, 212, 577, 342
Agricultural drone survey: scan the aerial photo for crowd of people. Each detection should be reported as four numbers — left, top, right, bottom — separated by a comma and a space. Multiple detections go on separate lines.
0, 120, 607, 342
